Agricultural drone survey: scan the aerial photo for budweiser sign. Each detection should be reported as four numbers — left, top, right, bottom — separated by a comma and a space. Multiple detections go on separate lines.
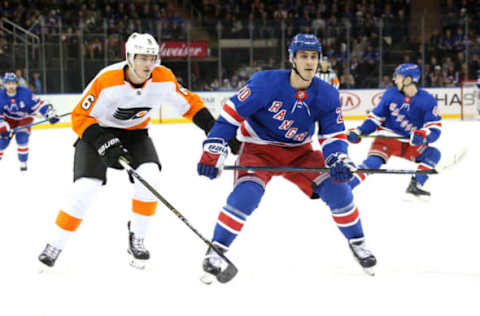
159, 41, 208, 58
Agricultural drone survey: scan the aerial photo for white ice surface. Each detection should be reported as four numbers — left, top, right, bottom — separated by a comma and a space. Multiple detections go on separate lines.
0, 120, 478, 316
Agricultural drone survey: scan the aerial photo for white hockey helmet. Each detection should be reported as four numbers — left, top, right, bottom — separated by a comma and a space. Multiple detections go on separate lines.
125, 32, 160, 68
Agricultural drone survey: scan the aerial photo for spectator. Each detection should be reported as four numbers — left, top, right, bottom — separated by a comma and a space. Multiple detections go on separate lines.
32, 72, 42, 94
340, 68, 355, 88
15, 69, 28, 87
378, 75, 393, 89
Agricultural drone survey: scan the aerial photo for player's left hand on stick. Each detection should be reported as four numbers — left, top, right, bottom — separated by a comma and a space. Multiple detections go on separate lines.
410, 129, 427, 146
95, 133, 133, 170
347, 128, 362, 144
326, 153, 357, 183
44, 105, 60, 124
197, 138, 228, 179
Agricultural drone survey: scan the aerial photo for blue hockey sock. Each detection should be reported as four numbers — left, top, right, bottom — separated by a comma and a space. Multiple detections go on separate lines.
16, 132, 29, 163
414, 147, 441, 186
349, 155, 384, 189
212, 181, 264, 249
316, 180, 364, 239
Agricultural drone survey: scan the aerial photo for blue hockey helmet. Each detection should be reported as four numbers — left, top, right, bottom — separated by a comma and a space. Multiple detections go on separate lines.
3, 72, 18, 83
288, 33, 322, 61
394, 64, 421, 83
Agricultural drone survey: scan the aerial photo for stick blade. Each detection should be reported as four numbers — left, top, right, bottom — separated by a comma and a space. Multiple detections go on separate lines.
436, 146, 468, 172
216, 263, 238, 283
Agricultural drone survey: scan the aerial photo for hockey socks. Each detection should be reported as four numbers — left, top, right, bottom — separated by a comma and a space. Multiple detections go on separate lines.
349, 155, 384, 190
414, 147, 441, 186
211, 181, 264, 248
316, 179, 364, 240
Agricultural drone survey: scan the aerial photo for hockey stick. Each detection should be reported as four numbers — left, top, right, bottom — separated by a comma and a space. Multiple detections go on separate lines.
118, 157, 238, 283
435, 146, 468, 172
362, 134, 409, 140
9, 112, 72, 138
223, 165, 438, 175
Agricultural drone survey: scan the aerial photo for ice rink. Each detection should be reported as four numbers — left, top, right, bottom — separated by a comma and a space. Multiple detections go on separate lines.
1, 120, 478, 316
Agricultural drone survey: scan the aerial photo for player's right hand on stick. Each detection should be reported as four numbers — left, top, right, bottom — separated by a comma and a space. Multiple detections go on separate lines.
95, 133, 133, 169
346, 128, 362, 144
197, 138, 228, 179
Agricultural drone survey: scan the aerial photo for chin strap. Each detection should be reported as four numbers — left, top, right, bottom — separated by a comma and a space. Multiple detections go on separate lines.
291, 60, 311, 82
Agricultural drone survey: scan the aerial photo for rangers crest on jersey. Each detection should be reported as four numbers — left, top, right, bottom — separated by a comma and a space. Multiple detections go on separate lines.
113, 107, 152, 120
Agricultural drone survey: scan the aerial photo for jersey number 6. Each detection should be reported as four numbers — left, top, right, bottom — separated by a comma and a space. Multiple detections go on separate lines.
81, 94, 96, 110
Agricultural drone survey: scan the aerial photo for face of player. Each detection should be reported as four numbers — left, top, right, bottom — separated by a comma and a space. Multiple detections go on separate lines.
4, 82, 18, 96
294, 50, 319, 81
393, 73, 405, 90
131, 54, 157, 82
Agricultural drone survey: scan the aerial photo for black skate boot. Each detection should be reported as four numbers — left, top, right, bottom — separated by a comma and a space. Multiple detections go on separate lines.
127, 221, 149, 269
200, 245, 238, 284
38, 243, 62, 268
405, 177, 431, 201
20, 162, 27, 171
349, 238, 377, 276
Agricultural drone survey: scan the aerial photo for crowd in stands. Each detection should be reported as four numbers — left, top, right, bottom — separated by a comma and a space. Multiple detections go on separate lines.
0, 0, 185, 61
2, 0, 480, 92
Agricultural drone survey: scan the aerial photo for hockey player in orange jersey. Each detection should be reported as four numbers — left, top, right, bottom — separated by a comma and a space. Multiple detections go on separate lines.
38, 32, 239, 269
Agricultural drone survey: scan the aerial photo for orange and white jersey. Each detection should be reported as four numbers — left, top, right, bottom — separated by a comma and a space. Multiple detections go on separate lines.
72, 61, 205, 138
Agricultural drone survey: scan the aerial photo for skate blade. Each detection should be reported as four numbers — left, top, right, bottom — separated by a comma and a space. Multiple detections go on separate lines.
200, 272, 216, 285
403, 193, 430, 202
129, 258, 147, 270
37, 262, 53, 274
362, 267, 375, 276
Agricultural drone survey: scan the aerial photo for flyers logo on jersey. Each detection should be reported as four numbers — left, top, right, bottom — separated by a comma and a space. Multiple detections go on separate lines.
113, 107, 152, 120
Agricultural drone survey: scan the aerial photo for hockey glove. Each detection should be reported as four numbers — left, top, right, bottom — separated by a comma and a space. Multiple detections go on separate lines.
410, 129, 427, 146
95, 133, 133, 169
347, 128, 362, 144
228, 137, 241, 155
197, 138, 228, 179
326, 153, 357, 183
44, 105, 60, 124
0, 121, 10, 138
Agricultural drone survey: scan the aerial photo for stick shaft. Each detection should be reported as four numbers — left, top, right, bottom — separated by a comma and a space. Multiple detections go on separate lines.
118, 158, 237, 266
224, 165, 437, 175
11, 112, 72, 133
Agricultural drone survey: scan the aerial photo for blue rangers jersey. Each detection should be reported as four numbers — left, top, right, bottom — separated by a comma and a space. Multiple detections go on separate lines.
358, 87, 442, 143
0, 86, 49, 121
208, 69, 348, 158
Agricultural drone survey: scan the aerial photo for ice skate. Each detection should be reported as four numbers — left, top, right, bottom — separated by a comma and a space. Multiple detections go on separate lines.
200, 245, 238, 284
349, 238, 376, 276
127, 221, 149, 270
38, 243, 62, 271
20, 162, 27, 171
404, 178, 431, 201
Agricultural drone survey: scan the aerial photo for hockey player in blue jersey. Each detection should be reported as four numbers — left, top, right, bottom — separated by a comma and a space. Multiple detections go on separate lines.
346, 64, 442, 199
197, 34, 376, 283
0, 72, 60, 171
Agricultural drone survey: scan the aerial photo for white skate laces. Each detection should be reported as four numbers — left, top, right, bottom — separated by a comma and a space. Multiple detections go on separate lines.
131, 235, 146, 251
44, 244, 61, 259
207, 249, 228, 271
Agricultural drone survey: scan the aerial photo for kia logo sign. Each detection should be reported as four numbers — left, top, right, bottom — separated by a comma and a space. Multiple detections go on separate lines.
371, 91, 384, 106
339, 91, 360, 111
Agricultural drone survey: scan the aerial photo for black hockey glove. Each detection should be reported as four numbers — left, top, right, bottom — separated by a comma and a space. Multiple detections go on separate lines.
228, 137, 241, 155
94, 133, 132, 169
